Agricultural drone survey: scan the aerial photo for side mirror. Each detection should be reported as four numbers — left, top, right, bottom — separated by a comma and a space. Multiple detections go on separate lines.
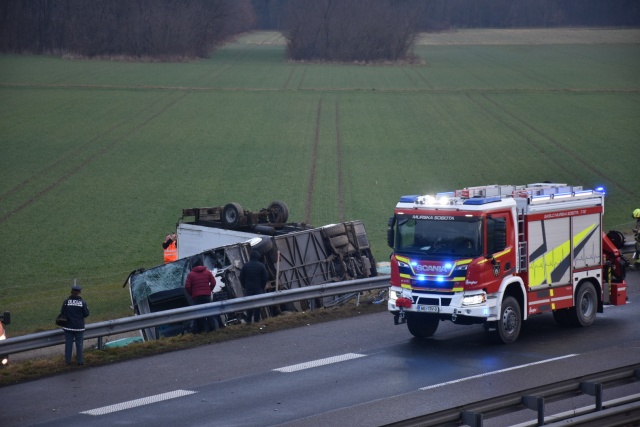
387, 216, 395, 248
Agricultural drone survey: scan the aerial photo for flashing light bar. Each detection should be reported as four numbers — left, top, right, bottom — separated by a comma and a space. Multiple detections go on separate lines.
463, 196, 501, 205
399, 195, 419, 203
399, 184, 605, 207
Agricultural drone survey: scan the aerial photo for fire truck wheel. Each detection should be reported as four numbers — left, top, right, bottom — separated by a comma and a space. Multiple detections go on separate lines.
491, 296, 521, 344
222, 203, 244, 229
406, 312, 439, 339
568, 282, 597, 327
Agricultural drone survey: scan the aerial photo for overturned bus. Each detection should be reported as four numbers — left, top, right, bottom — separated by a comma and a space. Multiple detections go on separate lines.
126, 202, 377, 340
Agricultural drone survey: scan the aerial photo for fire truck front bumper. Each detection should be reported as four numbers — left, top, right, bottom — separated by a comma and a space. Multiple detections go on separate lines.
387, 288, 499, 322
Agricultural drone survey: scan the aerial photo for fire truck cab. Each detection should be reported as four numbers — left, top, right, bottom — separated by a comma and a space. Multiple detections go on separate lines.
387, 183, 627, 344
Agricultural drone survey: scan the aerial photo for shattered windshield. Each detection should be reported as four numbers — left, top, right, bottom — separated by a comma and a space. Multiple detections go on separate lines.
129, 243, 250, 305
395, 215, 482, 257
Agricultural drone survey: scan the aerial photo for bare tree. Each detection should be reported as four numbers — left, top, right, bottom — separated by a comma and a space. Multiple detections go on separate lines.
0, 0, 256, 59
282, 0, 424, 62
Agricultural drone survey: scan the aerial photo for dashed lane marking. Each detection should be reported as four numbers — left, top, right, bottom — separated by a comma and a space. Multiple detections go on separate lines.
81, 389, 197, 416
274, 353, 367, 373
420, 354, 578, 390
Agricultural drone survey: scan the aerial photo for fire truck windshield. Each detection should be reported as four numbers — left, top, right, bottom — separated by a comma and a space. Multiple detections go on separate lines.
394, 215, 482, 257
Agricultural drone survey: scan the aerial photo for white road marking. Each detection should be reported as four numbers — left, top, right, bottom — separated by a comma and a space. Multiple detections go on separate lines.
419, 354, 578, 390
273, 353, 367, 373
81, 390, 197, 416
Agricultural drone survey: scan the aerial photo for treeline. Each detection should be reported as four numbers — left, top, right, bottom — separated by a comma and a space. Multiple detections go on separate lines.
1, 0, 637, 59
252, 0, 640, 30
418, 0, 640, 29
0, 0, 255, 58
282, 0, 423, 62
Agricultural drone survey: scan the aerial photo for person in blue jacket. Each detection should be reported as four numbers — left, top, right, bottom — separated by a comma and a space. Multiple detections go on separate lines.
60, 285, 90, 365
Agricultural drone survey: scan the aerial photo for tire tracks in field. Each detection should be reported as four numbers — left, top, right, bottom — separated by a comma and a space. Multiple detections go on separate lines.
335, 99, 345, 222
470, 92, 635, 196
0, 91, 190, 225
304, 99, 322, 224
303, 98, 346, 224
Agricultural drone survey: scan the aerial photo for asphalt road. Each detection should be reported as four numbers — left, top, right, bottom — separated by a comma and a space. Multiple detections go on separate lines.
2, 269, 639, 427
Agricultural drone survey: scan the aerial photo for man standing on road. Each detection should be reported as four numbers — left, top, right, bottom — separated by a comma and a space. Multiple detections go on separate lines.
60, 285, 90, 366
240, 250, 269, 324
185, 256, 217, 333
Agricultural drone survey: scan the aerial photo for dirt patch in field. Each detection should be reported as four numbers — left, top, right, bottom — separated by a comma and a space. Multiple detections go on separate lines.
417, 28, 640, 45
238, 29, 640, 47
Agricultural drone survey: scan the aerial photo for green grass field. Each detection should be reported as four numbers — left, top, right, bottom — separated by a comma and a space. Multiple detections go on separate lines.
1, 29, 639, 335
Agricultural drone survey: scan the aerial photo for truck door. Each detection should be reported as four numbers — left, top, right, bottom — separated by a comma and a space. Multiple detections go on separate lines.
481, 213, 514, 293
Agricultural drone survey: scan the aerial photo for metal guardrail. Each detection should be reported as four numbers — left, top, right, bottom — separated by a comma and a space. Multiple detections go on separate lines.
0, 276, 390, 355
383, 365, 640, 427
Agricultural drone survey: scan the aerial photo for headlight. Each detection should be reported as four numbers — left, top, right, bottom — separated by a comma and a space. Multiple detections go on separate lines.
389, 290, 403, 300
462, 293, 486, 306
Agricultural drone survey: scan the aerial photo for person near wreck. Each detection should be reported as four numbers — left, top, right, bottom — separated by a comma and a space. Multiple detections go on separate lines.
240, 250, 269, 324
185, 256, 218, 333
162, 232, 177, 263
60, 284, 90, 365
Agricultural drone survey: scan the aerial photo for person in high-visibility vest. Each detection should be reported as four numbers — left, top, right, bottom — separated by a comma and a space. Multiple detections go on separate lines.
163, 233, 177, 263
633, 209, 640, 269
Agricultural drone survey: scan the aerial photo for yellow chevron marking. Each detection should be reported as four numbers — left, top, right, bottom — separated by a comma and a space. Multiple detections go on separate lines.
529, 224, 596, 287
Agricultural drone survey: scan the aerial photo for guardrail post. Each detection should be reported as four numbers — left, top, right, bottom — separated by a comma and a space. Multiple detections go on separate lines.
523, 395, 545, 426
461, 410, 483, 427
581, 381, 603, 411
97, 336, 103, 350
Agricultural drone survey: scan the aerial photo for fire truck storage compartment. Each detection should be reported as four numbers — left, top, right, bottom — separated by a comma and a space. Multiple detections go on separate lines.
610, 283, 627, 305
526, 212, 601, 288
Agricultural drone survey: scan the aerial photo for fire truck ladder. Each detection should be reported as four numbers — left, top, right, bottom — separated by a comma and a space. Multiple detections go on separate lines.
518, 211, 528, 272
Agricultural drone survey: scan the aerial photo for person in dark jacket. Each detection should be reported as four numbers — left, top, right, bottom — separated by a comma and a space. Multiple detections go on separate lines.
185, 256, 217, 333
239, 250, 269, 324
60, 285, 90, 365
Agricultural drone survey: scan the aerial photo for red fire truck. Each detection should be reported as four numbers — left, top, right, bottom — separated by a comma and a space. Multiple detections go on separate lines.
386, 183, 627, 343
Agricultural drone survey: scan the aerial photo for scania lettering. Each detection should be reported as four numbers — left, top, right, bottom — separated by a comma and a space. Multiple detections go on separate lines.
387, 183, 628, 343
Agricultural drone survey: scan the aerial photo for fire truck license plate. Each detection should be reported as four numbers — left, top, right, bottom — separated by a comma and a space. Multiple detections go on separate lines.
418, 305, 439, 313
